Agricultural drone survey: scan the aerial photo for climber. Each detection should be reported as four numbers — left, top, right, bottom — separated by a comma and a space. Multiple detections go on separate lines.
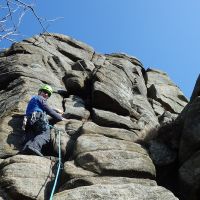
22, 84, 66, 156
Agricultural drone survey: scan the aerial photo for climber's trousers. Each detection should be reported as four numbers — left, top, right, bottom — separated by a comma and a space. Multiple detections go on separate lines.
23, 113, 50, 153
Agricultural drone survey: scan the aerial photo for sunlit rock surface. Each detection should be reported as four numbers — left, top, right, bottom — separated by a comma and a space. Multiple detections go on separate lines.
0, 33, 190, 199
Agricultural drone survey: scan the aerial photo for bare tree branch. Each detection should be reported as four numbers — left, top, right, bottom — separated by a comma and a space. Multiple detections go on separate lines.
0, 0, 62, 49
15, 0, 48, 33
6, 0, 17, 31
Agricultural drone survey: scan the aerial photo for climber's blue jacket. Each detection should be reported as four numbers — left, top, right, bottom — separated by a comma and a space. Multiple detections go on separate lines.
26, 95, 63, 121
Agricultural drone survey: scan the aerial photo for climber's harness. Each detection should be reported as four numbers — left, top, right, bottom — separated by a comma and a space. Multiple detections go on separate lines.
22, 111, 49, 132
29, 111, 48, 125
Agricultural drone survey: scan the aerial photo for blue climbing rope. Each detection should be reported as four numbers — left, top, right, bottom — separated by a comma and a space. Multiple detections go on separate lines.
49, 126, 62, 200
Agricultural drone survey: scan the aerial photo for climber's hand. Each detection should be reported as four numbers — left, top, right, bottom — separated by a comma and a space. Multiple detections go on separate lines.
54, 108, 64, 114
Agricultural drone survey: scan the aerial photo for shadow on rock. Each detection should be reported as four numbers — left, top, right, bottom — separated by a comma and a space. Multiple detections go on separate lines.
6, 114, 26, 152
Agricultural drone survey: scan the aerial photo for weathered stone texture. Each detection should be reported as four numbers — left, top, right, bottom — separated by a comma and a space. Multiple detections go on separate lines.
0, 155, 54, 200
146, 69, 188, 115
54, 184, 178, 200
0, 33, 188, 199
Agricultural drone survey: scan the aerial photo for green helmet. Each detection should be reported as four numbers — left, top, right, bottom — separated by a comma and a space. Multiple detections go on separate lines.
39, 84, 53, 96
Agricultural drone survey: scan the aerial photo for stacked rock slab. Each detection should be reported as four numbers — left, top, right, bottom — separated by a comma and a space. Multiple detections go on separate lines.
0, 33, 187, 199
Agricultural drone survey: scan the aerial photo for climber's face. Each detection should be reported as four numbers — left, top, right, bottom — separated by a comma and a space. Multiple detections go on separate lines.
39, 90, 50, 99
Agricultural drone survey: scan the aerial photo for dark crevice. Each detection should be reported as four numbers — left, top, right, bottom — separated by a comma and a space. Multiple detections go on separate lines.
147, 84, 177, 114
51, 35, 86, 50
0, 75, 19, 91
155, 160, 180, 198
60, 179, 95, 190
57, 48, 80, 62
63, 40, 85, 50
61, 40, 85, 50
100, 170, 156, 180
5, 50, 31, 57
0, 80, 12, 91
92, 90, 130, 116
60, 174, 156, 191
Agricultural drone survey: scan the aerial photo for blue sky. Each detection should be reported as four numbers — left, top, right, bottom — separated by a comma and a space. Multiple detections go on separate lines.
1, 0, 200, 99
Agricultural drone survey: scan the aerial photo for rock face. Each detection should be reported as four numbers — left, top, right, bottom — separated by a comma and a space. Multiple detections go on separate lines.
54, 184, 178, 200
177, 75, 200, 200
146, 69, 187, 115
0, 155, 54, 200
0, 33, 189, 200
